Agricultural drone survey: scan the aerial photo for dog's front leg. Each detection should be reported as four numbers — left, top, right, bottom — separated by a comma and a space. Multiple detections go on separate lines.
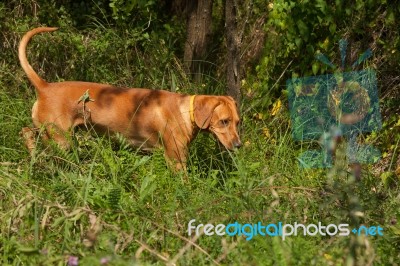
163, 143, 188, 172
44, 124, 72, 150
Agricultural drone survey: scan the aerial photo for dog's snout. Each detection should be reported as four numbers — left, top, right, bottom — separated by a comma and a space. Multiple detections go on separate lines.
233, 140, 242, 148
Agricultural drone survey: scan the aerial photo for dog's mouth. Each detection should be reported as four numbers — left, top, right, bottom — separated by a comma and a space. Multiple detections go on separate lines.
215, 136, 242, 151
226, 142, 242, 150
208, 128, 242, 150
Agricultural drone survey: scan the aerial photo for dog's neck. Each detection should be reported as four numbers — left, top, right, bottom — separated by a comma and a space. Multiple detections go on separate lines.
189, 95, 196, 125
178, 95, 198, 144
189, 95, 201, 138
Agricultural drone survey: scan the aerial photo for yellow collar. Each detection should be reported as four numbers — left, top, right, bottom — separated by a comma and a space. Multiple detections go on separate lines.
189, 95, 196, 124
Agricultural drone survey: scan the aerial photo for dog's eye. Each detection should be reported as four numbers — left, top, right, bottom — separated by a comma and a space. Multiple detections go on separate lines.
220, 119, 230, 126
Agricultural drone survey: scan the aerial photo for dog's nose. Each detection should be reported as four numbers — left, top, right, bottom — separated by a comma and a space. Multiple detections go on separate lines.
233, 140, 242, 148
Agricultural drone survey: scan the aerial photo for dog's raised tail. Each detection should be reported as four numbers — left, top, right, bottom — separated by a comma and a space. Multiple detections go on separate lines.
18, 27, 58, 90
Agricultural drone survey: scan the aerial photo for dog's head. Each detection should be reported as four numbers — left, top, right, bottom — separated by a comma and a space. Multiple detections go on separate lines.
194, 95, 242, 150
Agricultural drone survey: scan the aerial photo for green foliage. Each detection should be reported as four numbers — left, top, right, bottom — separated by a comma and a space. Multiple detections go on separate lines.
109, 0, 155, 23
250, 0, 400, 109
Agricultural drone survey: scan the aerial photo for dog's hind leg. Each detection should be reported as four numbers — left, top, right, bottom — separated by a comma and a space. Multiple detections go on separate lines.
31, 101, 73, 150
21, 123, 71, 154
20, 127, 38, 155
20, 101, 42, 154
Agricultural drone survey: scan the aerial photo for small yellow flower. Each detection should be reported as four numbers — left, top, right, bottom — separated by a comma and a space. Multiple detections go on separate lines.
262, 127, 271, 138
271, 99, 282, 116
324, 253, 332, 260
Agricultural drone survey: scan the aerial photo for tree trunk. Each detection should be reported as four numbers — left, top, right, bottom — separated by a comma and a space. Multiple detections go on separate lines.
225, 0, 241, 103
183, 0, 213, 82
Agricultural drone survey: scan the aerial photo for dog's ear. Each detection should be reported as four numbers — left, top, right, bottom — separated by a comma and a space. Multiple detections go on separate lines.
194, 96, 220, 129
222, 96, 238, 108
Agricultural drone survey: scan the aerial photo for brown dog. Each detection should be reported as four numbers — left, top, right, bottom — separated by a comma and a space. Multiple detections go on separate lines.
19, 27, 241, 169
